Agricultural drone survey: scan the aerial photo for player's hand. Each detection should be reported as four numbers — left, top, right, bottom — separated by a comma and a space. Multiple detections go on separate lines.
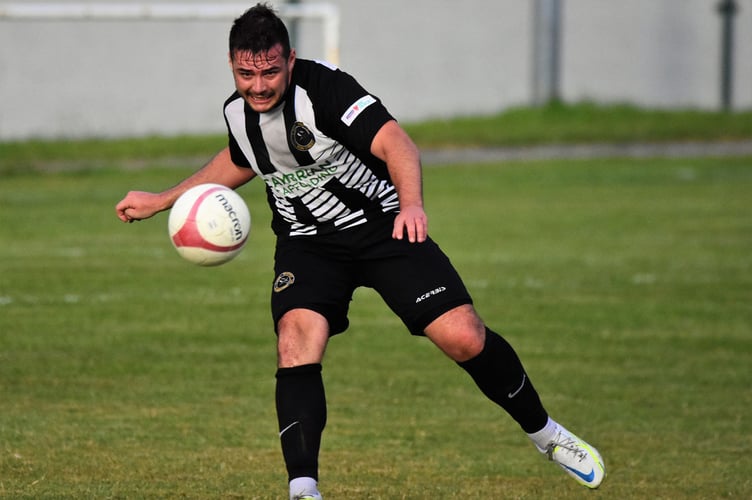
392, 205, 427, 243
115, 191, 167, 223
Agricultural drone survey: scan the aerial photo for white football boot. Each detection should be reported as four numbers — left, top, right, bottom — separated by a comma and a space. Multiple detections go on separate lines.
536, 423, 605, 488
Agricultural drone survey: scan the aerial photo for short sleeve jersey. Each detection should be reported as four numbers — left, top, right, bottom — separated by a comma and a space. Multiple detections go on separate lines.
224, 59, 398, 238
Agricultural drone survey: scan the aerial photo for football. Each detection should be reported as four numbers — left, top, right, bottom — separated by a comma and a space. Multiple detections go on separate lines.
168, 183, 251, 266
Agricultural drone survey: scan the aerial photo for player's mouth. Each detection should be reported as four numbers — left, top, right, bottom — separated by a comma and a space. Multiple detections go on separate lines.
250, 92, 272, 101
247, 92, 276, 108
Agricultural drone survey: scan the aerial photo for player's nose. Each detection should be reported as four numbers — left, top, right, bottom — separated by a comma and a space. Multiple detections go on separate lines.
249, 76, 266, 93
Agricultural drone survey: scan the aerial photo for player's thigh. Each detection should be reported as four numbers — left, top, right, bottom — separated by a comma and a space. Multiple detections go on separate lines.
271, 239, 355, 335
362, 236, 472, 335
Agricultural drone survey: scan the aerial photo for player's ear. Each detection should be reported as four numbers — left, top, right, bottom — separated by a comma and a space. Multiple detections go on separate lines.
288, 48, 296, 69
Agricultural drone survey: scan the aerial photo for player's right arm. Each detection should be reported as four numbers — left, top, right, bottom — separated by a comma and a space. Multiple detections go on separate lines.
115, 146, 256, 223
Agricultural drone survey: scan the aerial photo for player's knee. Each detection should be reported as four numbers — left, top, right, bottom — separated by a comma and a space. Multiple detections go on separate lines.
276, 309, 330, 368
445, 327, 486, 361
425, 305, 486, 362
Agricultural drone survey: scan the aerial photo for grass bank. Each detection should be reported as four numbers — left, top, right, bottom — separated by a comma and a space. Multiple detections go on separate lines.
2, 103, 751, 174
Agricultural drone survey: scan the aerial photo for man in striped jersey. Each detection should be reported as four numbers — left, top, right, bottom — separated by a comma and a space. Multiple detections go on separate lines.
116, 4, 604, 498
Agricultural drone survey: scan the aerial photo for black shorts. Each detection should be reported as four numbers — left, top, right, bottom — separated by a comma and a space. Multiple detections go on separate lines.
271, 217, 472, 336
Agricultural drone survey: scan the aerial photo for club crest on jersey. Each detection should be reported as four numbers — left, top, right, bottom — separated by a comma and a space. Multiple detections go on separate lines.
290, 122, 315, 151
274, 271, 296, 292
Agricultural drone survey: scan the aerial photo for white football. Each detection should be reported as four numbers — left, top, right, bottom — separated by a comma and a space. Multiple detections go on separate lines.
168, 183, 251, 266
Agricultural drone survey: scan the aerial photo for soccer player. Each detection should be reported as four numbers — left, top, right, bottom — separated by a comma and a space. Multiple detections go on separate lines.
115, 4, 605, 498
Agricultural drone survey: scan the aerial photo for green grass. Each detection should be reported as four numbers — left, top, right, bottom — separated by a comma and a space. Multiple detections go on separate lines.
1, 152, 750, 498
2, 103, 751, 175
406, 102, 752, 147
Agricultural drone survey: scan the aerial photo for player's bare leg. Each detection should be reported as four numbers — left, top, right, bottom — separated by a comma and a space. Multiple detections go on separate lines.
277, 308, 329, 368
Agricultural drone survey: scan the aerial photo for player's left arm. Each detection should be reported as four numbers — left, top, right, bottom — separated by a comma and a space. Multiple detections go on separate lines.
370, 120, 427, 243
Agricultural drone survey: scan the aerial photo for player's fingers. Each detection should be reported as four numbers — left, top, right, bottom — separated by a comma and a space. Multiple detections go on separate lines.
392, 214, 406, 240
415, 218, 427, 243
116, 205, 140, 223
116, 208, 129, 222
407, 216, 427, 243
115, 199, 131, 221
392, 214, 427, 243
392, 220, 403, 240
405, 221, 417, 243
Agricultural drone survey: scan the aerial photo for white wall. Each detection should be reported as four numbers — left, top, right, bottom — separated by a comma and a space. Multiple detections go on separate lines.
1, 0, 750, 140
561, 0, 752, 108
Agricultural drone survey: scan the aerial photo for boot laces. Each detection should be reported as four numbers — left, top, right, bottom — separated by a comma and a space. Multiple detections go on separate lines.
546, 431, 587, 463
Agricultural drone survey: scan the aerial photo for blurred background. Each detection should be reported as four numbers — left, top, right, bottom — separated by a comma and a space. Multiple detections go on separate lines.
1, 0, 750, 140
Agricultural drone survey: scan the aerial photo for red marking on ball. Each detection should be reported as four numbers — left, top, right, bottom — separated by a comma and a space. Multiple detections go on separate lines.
171, 186, 248, 251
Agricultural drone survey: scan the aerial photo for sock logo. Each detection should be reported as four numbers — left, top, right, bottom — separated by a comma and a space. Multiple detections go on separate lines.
279, 420, 300, 437
508, 374, 527, 398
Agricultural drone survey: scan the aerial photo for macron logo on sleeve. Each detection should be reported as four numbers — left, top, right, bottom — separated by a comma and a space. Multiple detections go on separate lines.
341, 95, 377, 126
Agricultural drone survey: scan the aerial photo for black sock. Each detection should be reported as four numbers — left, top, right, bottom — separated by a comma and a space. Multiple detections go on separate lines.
275, 363, 327, 481
457, 328, 548, 433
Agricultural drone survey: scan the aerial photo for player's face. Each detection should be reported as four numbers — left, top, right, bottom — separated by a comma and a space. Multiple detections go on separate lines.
230, 44, 295, 113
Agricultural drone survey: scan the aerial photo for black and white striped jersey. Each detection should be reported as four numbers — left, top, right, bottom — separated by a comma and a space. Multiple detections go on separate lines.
224, 59, 400, 238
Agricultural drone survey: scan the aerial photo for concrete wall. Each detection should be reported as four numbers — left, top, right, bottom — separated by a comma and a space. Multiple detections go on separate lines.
1, 0, 750, 140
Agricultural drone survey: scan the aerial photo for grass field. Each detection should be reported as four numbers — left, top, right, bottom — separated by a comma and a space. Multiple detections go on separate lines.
2, 103, 752, 175
1, 128, 751, 497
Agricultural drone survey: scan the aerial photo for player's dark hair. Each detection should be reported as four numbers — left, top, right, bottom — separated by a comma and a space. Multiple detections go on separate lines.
229, 3, 291, 61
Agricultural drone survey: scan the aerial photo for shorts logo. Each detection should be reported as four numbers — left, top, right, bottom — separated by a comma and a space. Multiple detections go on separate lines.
274, 271, 296, 292
290, 122, 315, 151
415, 286, 446, 303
